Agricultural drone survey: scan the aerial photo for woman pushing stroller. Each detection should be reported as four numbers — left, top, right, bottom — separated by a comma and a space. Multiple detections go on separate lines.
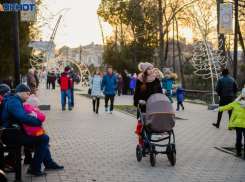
134, 62, 176, 166
133, 62, 162, 153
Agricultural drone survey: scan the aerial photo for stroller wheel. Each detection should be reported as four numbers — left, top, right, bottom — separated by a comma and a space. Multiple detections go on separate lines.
149, 152, 156, 167
166, 146, 171, 161
136, 144, 142, 162
170, 152, 176, 166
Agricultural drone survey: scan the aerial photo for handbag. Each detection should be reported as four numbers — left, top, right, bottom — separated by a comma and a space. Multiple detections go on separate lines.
88, 88, 92, 95
88, 77, 94, 95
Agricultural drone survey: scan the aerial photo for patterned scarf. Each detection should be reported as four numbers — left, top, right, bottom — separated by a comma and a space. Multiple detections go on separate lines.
138, 73, 156, 83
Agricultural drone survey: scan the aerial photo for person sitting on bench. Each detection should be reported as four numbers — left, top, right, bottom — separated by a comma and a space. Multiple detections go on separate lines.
1, 84, 64, 176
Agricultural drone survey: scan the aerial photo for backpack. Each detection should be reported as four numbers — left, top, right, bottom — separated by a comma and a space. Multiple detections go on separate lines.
0, 93, 15, 127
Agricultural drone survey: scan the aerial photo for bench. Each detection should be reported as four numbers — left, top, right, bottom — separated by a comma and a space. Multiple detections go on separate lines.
183, 89, 219, 103
0, 127, 22, 182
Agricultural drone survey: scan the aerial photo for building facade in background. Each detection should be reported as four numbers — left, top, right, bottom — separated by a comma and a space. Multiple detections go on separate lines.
58, 42, 104, 67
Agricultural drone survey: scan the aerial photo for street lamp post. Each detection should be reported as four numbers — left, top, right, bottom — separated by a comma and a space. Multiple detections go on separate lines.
13, 0, 20, 87
233, 0, 238, 81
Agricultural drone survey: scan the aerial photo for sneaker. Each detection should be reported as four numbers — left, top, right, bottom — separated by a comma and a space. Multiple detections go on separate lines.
182, 107, 184, 110
105, 108, 108, 112
176, 109, 179, 111
27, 167, 47, 176
62, 108, 66, 110
110, 111, 113, 114
212, 123, 219, 128
45, 162, 64, 170
68, 108, 72, 110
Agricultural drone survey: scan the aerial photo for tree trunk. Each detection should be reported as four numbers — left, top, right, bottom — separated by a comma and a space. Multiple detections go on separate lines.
164, 30, 169, 66
176, 19, 185, 88
158, 0, 164, 68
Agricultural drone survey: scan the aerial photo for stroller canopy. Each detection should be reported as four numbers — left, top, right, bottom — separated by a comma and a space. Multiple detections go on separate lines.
145, 93, 175, 133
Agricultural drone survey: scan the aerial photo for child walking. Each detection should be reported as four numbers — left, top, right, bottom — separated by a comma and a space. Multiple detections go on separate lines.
23, 94, 46, 136
172, 84, 185, 111
214, 88, 245, 157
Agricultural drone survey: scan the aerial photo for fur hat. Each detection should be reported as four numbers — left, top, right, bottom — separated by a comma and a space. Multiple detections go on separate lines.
138, 62, 153, 72
242, 88, 245, 98
163, 68, 173, 75
15, 84, 30, 93
26, 94, 39, 107
0, 84, 11, 95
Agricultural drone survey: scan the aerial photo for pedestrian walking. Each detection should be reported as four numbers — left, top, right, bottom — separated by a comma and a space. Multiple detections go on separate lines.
213, 88, 245, 157
57, 67, 73, 110
89, 69, 103, 114
69, 68, 77, 107
101, 65, 118, 114
117, 75, 123, 96
129, 74, 136, 95
27, 69, 37, 96
30, 65, 39, 89
122, 69, 129, 95
48, 71, 57, 89
172, 84, 185, 111
133, 62, 162, 148
212, 69, 238, 128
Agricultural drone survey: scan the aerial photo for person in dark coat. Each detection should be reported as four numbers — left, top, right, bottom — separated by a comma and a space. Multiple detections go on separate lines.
117, 75, 123, 96
172, 84, 185, 111
212, 69, 238, 128
133, 62, 162, 120
133, 62, 162, 151
30, 66, 39, 88
69, 68, 77, 107
122, 69, 129, 95
27, 69, 37, 96
48, 71, 57, 89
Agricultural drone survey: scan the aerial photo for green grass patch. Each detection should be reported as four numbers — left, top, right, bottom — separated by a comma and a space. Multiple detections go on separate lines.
223, 147, 244, 155
79, 94, 105, 99
74, 88, 84, 91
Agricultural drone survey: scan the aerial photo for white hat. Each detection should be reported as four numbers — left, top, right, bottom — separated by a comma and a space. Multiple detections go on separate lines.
242, 88, 245, 98
26, 94, 39, 107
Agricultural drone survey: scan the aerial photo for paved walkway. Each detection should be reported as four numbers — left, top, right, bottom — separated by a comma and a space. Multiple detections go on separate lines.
6, 84, 245, 182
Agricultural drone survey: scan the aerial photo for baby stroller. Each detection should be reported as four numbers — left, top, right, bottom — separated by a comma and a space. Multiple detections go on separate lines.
136, 93, 176, 166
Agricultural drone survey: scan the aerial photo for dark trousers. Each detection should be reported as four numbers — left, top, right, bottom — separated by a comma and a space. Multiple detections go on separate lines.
122, 86, 128, 95
217, 96, 233, 127
177, 101, 184, 110
52, 82, 55, 89
48, 82, 55, 89
236, 127, 245, 147
70, 88, 74, 107
118, 89, 122, 96
22, 133, 53, 170
105, 95, 115, 111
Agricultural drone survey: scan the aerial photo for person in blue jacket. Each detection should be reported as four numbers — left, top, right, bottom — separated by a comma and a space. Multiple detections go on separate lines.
1, 84, 64, 176
129, 73, 136, 95
101, 65, 118, 114
172, 84, 185, 111
162, 68, 177, 103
